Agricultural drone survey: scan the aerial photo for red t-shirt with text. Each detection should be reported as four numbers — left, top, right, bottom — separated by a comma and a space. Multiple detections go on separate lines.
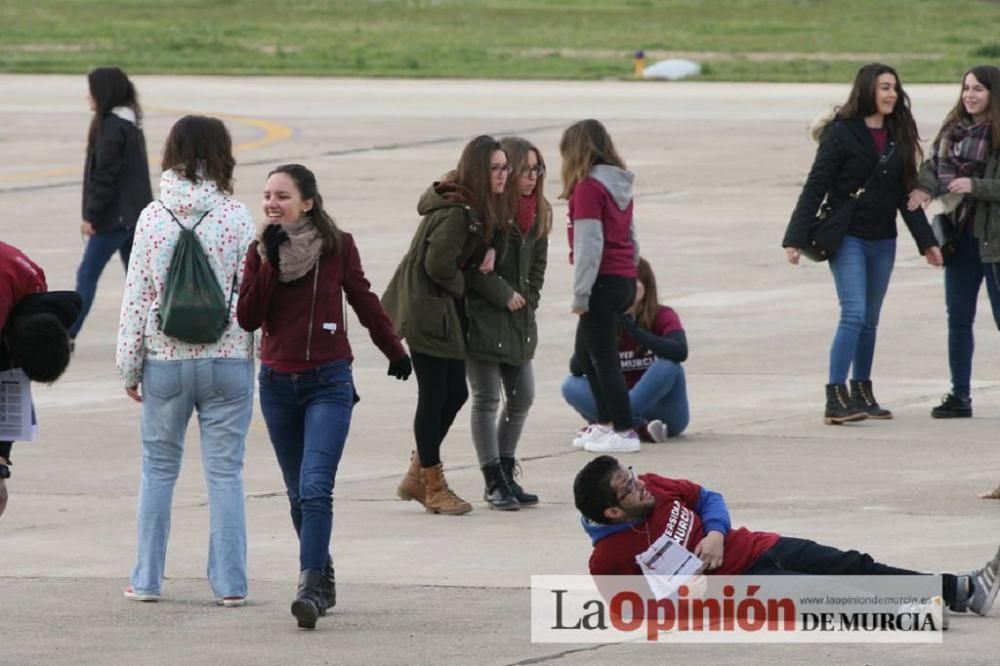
588, 474, 780, 577
619, 306, 683, 389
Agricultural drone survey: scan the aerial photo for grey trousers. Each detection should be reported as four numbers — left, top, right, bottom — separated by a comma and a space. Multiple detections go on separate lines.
466, 358, 535, 466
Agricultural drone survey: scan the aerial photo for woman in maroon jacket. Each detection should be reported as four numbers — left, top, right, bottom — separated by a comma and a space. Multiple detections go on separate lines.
237, 164, 411, 630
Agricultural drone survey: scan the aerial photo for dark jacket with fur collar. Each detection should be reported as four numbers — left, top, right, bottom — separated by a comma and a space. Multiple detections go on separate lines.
784, 116, 936, 254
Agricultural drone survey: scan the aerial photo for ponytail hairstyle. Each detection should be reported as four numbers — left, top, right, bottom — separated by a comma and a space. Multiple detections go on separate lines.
268, 164, 343, 255
837, 63, 922, 190
86, 66, 141, 154
559, 119, 626, 199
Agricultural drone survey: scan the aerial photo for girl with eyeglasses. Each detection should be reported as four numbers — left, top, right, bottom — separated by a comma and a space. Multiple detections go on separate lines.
464, 137, 551, 510
383, 135, 508, 516
560, 119, 642, 454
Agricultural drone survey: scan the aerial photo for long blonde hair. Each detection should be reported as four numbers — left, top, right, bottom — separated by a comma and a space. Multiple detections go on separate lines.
559, 119, 626, 199
500, 136, 552, 239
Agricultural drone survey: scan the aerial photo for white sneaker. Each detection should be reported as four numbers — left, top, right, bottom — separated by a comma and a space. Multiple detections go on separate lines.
572, 424, 611, 449
969, 546, 1000, 616
124, 586, 161, 602
585, 429, 641, 454
646, 420, 669, 443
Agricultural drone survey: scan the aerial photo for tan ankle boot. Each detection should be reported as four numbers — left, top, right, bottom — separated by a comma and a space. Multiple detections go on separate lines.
422, 463, 472, 515
396, 450, 426, 505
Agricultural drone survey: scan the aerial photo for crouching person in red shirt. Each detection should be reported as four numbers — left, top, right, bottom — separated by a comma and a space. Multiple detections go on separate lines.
574, 455, 1000, 620
238, 164, 411, 629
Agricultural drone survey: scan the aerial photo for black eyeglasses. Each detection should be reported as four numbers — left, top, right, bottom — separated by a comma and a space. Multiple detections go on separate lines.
490, 164, 511, 175
519, 165, 546, 178
615, 466, 639, 504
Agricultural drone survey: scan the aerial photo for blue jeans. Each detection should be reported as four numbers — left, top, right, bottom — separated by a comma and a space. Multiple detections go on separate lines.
827, 235, 896, 384
131, 358, 254, 598
943, 226, 1000, 398
561, 358, 690, 437
259, 360, 354, 572
70, 226, 133, 338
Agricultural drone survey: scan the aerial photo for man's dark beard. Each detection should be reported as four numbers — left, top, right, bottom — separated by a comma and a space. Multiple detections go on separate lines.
621, 497, 655, 521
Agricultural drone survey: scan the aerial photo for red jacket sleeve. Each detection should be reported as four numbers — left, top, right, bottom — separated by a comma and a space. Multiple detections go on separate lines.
236, 241, 278, 332
341, 234, 407, 361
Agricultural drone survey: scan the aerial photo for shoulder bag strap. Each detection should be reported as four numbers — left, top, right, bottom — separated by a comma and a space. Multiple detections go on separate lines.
851, 143, 897, 201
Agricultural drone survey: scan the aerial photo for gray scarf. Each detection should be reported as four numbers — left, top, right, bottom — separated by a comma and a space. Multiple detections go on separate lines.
257, 218, 322, 282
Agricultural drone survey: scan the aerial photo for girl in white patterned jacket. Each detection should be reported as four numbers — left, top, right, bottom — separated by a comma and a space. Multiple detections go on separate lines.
116, 116, 256, 607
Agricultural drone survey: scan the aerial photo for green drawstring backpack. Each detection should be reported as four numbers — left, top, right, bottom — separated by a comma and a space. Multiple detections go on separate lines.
157, 203, 236, 344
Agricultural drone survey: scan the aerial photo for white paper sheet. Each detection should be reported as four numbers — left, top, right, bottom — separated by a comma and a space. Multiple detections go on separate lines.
635, 531, 704, 600
0, 368, 34, 441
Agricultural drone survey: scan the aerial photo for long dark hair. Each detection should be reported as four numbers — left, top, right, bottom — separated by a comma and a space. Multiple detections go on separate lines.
161, 115, 236, 194
87, 67, 141, 153
934, 65, 1000, 153
837, 63, 922, 190
455, 135, 505, 244
269, 164, 342, 255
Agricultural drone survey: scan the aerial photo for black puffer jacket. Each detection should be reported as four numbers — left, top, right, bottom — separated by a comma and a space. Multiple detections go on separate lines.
81, 113, 153, 233
783, 116, 936, 254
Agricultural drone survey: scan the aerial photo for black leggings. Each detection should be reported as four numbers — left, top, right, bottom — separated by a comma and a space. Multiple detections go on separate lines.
575, 275, 636, 431
411, 351, 468, 468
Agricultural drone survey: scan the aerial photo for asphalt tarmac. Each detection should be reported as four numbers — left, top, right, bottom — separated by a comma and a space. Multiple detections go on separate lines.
1, 75, 998, 665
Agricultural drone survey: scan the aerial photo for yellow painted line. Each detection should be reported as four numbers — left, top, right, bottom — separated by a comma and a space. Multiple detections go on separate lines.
0, 108, 293, 184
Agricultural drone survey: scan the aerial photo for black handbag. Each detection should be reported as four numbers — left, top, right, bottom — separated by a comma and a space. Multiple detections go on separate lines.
931, 212, 958, 262
802, 146, 895, 262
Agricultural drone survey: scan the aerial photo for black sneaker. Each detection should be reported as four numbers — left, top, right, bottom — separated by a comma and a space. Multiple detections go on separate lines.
931, 393, 972, 419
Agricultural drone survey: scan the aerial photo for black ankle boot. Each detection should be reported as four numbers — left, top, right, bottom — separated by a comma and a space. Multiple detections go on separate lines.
499, 456, 538, 506
323, 556, 336, 612
291, 569, 329, 629
824, 383, 867, 425
482, 460, 519, 511
849, 379, 893, 419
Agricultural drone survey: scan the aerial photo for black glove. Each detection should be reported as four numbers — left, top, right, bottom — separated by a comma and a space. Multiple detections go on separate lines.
388, 355, 412, 381
261, 224, 289, 269
620, 313, 638, 334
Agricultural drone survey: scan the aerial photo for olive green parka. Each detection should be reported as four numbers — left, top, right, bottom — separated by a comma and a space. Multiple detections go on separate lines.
464, 199, 551, 365
381, 182, 487, 359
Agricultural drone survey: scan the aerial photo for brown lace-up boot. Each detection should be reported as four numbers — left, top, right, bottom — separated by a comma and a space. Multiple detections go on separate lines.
422, 463, 472, 515
396, 450, 425, 505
